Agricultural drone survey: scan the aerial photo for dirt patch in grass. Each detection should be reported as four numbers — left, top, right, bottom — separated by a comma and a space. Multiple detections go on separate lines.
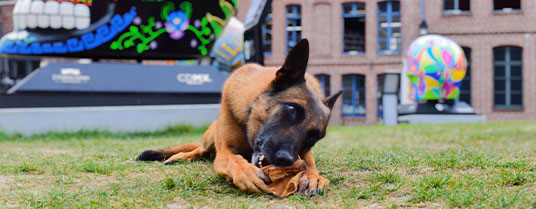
0, 175, 14, 191
166, 197, 188, 209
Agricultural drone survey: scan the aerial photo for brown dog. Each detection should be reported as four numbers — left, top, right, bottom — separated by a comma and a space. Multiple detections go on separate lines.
136, 39, 342, 195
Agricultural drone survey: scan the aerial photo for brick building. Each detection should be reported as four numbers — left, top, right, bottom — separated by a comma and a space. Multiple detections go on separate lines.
0, 1, 14, 40
236, 0, 536, 125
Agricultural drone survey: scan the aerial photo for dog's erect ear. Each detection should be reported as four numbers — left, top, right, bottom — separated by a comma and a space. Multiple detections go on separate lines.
271, 39, 309, 93
323, 90, 343, 110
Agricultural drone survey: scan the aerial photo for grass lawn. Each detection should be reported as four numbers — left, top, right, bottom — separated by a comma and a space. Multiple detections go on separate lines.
1, 121, 535, 208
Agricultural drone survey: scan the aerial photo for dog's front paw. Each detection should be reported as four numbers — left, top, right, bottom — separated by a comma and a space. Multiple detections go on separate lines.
298, 171, 329, 196
232, 163, 272, 194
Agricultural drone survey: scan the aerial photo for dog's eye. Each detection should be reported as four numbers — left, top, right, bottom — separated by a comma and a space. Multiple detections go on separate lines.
286, 104, 296, 117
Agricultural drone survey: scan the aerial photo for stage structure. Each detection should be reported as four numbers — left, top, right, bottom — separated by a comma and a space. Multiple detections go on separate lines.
0, 0, 248, 135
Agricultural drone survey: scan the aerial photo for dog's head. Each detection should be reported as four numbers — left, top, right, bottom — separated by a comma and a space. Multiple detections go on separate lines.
248, 39, 342, 167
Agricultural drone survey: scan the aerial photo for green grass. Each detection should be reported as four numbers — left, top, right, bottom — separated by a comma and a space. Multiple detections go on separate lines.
1, 121, 535, 208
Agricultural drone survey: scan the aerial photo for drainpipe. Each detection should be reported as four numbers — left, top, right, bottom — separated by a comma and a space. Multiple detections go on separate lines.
419, 0, 428, 35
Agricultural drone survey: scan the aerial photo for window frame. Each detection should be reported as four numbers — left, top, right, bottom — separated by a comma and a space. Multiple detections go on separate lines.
7, 58, 41, 80
377, 74, 385, 118
493, 46, 523, 109
493, 0, 522, 12
342, 74, 366, 117
443, 0, 471, 14
377, 1, 401, 55
262, 11, 273, 56
457, 47, 471, 105
342, 2, 366, 55
315, 74, 331, 98
286, 5, 302, 53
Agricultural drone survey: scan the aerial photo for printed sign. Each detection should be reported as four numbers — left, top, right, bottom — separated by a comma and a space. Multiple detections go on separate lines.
52, 68, 91, 84
177, 73, 212, 85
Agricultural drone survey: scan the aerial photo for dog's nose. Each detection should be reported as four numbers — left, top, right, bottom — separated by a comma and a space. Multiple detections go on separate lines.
275, 150, 294, 166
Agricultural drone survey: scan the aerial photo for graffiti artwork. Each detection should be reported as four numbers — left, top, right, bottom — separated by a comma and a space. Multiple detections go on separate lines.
210, 17, 245, 71
406, 35, 467, 101
0, 0, 237, 59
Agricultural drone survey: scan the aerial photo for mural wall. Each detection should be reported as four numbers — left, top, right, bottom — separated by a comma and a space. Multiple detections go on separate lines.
0, 0, 237, 59
210, 17, 244, 72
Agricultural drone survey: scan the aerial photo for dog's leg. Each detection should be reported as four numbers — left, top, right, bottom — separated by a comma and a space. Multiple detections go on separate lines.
136, 143, 201, 161
214, 149, 272, 193
212, 113, 271, 194
163, 122, 217, 165
164, 147, 203, 164
298, 151, 330, 195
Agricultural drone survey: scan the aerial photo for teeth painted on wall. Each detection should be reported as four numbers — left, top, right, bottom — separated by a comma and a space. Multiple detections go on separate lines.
45, 1, 61, 29
12, 0, 21, 29
60, 2, 74, 29
15, 0, 31, 29
74, 4, 90, 29
13, 0, 91, 30
30, 0, 45, 28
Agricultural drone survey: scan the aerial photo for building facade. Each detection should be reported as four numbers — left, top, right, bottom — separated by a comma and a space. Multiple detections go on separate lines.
0, 1, 15, 36
236, 0, 536, 125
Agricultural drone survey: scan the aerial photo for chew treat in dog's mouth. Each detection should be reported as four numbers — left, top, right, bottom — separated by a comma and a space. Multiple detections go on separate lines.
252, 152, 271, 168
260, 159, 308, 197
251, 152, 308, 197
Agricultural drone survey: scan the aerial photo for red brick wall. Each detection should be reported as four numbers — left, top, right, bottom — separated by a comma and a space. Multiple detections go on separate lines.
0, 4, 14, 36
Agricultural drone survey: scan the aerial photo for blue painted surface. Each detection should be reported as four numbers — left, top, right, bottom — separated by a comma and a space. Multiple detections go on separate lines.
0, 7, 136, 55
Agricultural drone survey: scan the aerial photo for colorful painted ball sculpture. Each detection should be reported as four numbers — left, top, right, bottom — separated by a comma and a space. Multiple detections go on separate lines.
406, 35, 467, 100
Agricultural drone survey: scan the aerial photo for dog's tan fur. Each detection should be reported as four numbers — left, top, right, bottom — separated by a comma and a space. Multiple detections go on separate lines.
137, 39, 341, 195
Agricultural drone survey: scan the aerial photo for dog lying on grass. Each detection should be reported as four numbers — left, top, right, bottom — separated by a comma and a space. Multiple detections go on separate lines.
137, 39, 342, 196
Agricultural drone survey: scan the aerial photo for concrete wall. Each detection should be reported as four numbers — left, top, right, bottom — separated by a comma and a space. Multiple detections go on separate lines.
0, 104, 220, 136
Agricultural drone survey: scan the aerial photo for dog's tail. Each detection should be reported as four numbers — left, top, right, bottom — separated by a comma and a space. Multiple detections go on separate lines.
135, 143, 201, 161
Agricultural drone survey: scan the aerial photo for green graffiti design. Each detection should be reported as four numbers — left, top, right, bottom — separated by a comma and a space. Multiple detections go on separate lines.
231, 0, 237, 9
180, 1, 193, 18
110, 17, 166, 54
187, 17, 212, 56
160, 2, 175, 21
109, 0, 237, 55
185, 0, 236, 56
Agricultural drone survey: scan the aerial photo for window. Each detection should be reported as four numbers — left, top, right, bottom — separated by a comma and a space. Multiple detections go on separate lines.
342, 74, 366, 117
378, 1, 401, 54
459, 47, 471, 104
343, 3, 366, 54
286, 5, 302, 52
494, 46, 522, 108
0, 22, 3, 36
494, 0, 521, 11
7, 58, 40, 79
261, 11, 272, 56
444, 0, 470, 13
377, 74, 385, 118
315, 74, 331, 97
